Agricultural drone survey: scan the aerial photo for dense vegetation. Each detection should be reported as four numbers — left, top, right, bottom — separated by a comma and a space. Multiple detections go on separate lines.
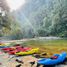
0, 0, 23, 39
0, 0, 10, 36
14, 0, 67, 38
0, 0, 67, 39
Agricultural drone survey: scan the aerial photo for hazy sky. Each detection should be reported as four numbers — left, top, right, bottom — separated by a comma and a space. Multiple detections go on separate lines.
6, 0, 25, 11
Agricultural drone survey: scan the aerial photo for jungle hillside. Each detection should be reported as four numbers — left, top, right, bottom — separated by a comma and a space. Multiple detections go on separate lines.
0, 0, 67, 39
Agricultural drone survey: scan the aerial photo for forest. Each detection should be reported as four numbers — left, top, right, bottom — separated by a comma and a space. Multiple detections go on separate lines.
0, 0, 67, 39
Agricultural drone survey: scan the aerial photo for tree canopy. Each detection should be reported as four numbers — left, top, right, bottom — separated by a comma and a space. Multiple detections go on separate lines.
14, 0, 67, 38
0, 0, 67, 39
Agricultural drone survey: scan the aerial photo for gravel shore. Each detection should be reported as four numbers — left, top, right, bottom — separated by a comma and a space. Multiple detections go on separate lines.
0, 52, 67, 67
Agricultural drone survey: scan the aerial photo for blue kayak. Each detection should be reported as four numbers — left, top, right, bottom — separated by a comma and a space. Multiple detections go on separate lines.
0, 46, 9, 48
38, 52, 66, 65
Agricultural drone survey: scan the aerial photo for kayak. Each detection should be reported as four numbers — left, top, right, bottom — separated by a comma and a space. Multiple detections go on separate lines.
8, 47, 32, 55
2, 47, 16, 53
2, 45, 32, 54
37, 52, 66, 65
0, 43, 9, 48
8, 50, 18, 55
0, 43, 10, 46
0, 45, 9, 48
0, 46, 7, 48
15, 48, 39, 56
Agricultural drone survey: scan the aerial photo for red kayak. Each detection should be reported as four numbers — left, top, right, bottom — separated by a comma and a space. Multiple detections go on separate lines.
8, 50, 18, 55
2, 44, 32, 55
9, 47, 32, 55
2, 47, 16, 52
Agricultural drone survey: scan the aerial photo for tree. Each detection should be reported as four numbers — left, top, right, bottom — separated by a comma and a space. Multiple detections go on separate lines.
14, 0, 67, 38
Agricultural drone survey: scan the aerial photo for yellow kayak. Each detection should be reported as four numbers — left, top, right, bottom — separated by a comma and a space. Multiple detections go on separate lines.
15, 48, 39, 56
0, 43, 10, 46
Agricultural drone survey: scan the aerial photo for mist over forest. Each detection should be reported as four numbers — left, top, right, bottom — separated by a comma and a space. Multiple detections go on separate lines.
0, 0, 67, 39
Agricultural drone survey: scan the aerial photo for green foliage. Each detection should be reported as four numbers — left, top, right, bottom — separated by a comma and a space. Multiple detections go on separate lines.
15, 0, 67, 38
1, 0, 67, 39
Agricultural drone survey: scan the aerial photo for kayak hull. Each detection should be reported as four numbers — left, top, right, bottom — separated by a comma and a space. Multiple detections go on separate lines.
15, 48, 39, 56
38, 52, 66, 65
0, 46, 9, 48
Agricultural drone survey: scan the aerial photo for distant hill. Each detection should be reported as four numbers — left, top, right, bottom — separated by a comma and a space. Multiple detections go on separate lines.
13, 0, 67, 38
